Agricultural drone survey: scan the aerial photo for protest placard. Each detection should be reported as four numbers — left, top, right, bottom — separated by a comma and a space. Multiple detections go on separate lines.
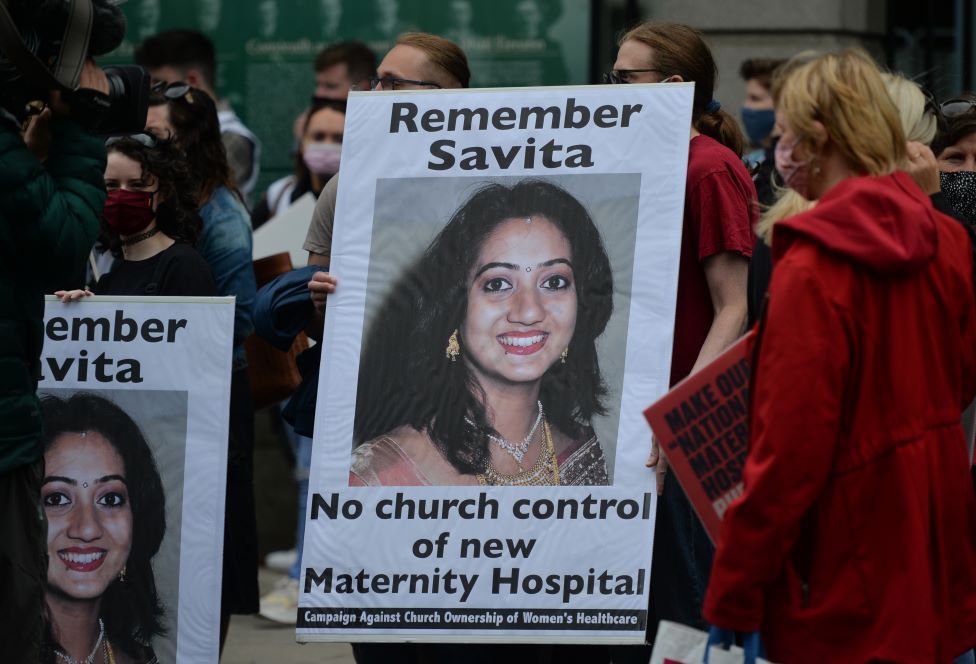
252, 192, 317, 266
644, 332, 754, 543
38, 296, 235, 663
299, 83, 694, 643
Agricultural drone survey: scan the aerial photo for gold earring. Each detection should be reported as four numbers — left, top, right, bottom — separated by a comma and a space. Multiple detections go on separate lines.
446, 329, 460, 362
119, 565, 126, 583
561, 348, 568, 363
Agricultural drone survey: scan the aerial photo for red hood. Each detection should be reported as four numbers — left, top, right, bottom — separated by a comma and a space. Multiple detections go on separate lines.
773, 171, 938, 274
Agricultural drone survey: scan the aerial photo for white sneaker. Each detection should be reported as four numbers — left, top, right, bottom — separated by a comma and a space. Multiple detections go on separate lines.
264, 549, 297, 574
258, 577, 300, 624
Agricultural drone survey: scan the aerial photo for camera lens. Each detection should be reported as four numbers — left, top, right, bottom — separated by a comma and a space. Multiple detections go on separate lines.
105, 71, 127, 99
100, 65, 151, 134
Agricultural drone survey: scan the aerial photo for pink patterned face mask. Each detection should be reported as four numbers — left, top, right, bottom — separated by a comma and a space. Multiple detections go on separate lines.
302, 142, 342, 176
774, 136, 813, 199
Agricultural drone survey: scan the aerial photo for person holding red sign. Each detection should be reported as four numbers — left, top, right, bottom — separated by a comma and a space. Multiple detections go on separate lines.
703, 50, 976, 663
605, 21, 757, 653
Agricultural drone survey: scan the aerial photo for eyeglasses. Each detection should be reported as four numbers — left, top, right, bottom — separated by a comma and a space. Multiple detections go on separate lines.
151, 80, 195, 103
105, 132, 160, 149
603, 68, 665, 85
368, 76, 442, 91
941, 97, 976, 119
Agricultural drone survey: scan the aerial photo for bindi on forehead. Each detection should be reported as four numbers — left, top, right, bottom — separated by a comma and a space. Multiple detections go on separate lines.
42, 473, 128, 487
473, 255, 574, 280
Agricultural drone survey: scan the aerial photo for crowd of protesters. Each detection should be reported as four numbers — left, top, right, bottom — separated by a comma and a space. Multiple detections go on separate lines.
4, 10, 976, 664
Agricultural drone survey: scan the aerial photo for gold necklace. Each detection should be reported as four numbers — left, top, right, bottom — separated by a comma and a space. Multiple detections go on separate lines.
477, 420, 560, 486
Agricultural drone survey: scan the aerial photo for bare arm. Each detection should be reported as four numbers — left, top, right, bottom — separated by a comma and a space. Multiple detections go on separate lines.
306, 251, 335, 342
690, 251, 750, 374
649, 251, 750, 493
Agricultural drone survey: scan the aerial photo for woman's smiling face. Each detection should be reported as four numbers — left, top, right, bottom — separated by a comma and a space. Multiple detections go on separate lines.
461, 216, 577, 390
43, 432, 133, 602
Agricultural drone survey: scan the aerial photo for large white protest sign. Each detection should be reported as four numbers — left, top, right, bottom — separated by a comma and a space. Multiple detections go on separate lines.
38, 296, 235, 663
300, 84, 693, 643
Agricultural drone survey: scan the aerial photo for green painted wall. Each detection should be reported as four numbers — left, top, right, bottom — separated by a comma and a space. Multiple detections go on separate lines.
104, 0, 591, 194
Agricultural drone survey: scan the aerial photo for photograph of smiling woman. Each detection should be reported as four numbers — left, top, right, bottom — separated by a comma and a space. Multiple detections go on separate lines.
40, 393, 165, 664
352, 179, 613, 487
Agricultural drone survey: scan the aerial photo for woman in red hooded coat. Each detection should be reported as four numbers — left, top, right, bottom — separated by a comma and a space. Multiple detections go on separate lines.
703, 50, 976, 663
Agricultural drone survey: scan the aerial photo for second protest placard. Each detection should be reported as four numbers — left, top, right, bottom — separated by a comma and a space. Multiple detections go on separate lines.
299, 83, 694, 643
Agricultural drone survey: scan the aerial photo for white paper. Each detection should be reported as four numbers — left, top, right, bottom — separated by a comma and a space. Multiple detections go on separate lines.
299, 83, 694, 644
252, 191, 317, 267
39, 296, 235, 663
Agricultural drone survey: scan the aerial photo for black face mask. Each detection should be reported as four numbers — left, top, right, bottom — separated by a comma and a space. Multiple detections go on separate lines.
940, 170, 976, 225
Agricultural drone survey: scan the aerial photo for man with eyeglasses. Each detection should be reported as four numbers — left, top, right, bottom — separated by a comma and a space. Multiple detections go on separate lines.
304, 32, 469, 313
299, 32, 468, 664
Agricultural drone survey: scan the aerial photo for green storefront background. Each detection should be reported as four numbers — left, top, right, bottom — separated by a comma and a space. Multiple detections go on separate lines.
104, 0, 592, 197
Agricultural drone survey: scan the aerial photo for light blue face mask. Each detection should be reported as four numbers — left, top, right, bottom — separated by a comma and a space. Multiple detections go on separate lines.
741, 107, 776, 146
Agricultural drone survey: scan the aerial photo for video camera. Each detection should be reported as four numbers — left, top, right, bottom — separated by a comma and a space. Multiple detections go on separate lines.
0, 0, 149, 133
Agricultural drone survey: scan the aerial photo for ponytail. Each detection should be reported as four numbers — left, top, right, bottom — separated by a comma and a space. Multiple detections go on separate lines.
696, 108, 746, 157
621, 22, 746, 156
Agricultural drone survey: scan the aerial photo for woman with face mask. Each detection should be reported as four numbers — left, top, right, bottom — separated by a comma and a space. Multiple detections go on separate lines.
703, 50, 976, 663
145, 84, 260, 641
56, 135, 215, 300
748, 69, 947, 325
251, 100, 345, 230
251, 99, 346, 624
934, 93, 976, 226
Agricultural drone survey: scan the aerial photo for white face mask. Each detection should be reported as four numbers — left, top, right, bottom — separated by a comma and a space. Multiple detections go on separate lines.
302, 142, 342, 176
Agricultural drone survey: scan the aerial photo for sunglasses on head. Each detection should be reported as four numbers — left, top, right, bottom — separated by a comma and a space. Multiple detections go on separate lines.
941, 97, 976, 119
151, 81, 195, 103
915, 85, 949, 134
105, 132, 160, 149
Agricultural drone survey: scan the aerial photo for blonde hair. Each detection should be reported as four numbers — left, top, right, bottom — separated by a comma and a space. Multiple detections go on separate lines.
756, 189, 815, 244
757, 69, 935, 243
774, 49, 906, 177
880, 73, 937, 145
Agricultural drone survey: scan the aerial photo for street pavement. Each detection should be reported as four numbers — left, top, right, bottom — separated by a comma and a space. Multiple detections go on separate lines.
222, 568, 356, 663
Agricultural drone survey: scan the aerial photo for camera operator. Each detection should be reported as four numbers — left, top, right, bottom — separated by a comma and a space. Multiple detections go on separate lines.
0, 57, 112, 662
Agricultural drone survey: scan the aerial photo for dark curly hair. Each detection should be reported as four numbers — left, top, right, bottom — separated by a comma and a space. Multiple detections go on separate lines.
40, 393, 166, 662
933, 91, 976, 157
354, 179, 613, 475
103, 137, 203, 256
148, 85, 242, 205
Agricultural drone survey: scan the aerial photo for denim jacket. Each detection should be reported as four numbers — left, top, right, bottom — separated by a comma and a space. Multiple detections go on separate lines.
198, 186, 256, 366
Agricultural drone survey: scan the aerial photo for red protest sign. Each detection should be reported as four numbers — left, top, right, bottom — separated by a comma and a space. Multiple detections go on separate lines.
644, 332, 753, 543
